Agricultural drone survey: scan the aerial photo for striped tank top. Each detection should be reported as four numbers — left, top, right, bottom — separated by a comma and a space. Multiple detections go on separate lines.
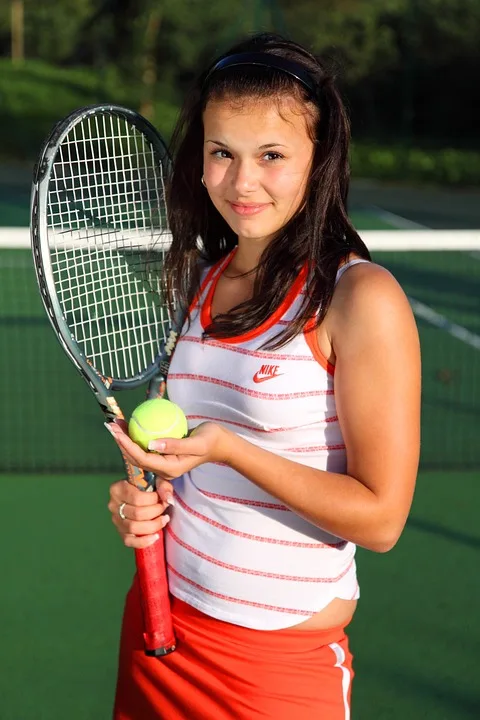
165, 255, 367, 630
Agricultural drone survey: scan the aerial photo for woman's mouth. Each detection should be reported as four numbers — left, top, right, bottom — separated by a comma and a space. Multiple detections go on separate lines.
229, 202, 270, 216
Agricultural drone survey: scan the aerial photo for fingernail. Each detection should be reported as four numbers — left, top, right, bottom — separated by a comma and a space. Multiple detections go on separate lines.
149, 534, 160, 545
162, 514, 171, 527
166, 494, 175, 506
148, 440, 166, 452
104, 422, 115, 435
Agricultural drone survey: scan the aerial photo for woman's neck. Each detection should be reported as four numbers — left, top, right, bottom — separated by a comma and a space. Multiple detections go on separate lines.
228, 236, 271, 277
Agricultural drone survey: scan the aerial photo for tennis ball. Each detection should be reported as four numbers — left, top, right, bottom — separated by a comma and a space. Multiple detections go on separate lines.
128, 398, 188, 451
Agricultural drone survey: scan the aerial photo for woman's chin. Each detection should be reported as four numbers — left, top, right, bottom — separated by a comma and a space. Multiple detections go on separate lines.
229, 220, 278, 242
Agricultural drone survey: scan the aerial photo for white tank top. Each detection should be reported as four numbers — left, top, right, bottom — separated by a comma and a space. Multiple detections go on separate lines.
165, 254, 368, 630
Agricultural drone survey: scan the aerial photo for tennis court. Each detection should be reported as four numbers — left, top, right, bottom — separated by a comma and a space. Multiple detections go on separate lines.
1, 187, 479, 718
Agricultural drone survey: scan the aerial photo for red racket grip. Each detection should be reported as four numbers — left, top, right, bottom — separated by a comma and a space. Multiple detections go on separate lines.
135, 533, 176, 656
120, 449, 176, 656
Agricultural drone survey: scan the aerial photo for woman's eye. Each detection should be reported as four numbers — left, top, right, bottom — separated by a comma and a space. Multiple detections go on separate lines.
263, 152, 284, 162
211, 149, 232, 159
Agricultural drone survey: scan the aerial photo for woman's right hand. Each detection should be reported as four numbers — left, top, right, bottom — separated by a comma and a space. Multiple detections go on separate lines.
108, 479, 173, 549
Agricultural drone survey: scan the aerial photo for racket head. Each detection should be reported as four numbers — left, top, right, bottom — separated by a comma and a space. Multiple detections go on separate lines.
31, 104, 176, 399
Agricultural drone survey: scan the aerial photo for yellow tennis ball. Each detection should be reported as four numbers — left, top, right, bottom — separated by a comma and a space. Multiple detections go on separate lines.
128, 398, 188, 451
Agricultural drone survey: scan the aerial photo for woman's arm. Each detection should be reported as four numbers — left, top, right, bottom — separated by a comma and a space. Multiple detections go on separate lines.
109, 263, 421, 553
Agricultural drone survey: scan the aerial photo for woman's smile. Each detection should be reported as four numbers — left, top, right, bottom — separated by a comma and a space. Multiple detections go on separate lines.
228, 201, 271, 216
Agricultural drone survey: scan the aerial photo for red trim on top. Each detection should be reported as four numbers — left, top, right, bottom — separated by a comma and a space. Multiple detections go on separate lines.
188, 255, 232, 315
197, 251, 236, 322
200, 254, 309, 345
304, 317, 336, 376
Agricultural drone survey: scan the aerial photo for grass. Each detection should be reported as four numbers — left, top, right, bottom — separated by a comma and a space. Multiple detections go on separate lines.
0, 59, 479, 185
351, 143, 480, 188
0, 59, 178, 162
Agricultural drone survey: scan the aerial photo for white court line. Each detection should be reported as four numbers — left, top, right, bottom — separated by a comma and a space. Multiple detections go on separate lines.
369, 206, 480, 351
409, 298, 480, 351
369, 205, 429, 230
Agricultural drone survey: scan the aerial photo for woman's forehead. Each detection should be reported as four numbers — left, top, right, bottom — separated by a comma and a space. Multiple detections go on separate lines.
203, 96, 313, 138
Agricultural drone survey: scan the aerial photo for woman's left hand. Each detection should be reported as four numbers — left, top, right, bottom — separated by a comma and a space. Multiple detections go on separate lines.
107, 421, 232, 483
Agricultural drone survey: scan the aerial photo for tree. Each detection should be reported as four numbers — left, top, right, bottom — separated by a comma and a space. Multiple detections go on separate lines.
11, 0, 24, 63
21, 0, 95, 63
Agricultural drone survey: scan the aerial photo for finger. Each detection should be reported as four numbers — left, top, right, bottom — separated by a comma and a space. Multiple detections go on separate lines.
106, 420, 128, 436
108, 479, 129, 500
113, 418, 128, 434
122, 532, 164, 550
107, 426, 155, 466
120, 513, 171, 538
148, 435, 207, 456
107, 425, 189, 480
111, 507, 170, 535
106, 426, 166, 484
156, 480, 175, 506
109, 420, 201, 460
106, 423, 148, 464
113, 500, 169, 522
109, 479, 160, 507
113, 440, 179, 479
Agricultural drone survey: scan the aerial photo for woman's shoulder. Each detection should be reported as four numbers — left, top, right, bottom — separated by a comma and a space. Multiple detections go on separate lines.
327, 253, 415, 340
335, 254, 402, 298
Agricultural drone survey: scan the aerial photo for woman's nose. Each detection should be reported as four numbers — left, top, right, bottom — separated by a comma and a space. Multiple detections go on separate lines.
231, 160, 260, 193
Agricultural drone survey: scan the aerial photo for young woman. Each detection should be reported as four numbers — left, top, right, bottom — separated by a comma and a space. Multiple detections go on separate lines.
107, 33, 421, 720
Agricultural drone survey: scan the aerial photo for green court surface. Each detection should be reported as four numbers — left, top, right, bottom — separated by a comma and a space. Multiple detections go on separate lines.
351, 209, 400, 231
1, 470, 478, 720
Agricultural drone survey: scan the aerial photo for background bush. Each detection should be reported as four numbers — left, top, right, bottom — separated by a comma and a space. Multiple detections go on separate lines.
1, 0, 479, 186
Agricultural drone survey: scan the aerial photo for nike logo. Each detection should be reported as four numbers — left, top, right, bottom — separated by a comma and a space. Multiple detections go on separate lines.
253, 364, 284, 383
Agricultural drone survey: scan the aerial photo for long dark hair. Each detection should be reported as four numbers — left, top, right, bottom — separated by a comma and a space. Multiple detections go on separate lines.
165, 33, 370, 349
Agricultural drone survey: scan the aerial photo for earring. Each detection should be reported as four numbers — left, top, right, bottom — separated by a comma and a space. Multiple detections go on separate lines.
201, 175, 206, 187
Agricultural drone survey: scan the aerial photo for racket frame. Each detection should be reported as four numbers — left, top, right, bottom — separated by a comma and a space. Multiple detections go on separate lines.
31, 104, 181, 656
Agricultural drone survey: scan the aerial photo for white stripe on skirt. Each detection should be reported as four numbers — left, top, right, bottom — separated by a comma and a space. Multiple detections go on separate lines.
329, 642, 351, 720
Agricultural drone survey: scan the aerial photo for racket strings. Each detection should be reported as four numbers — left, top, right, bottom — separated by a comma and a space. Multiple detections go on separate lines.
47, 113, 171, 380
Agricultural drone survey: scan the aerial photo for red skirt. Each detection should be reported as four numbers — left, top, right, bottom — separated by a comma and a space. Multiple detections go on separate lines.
114, 577, 354, 719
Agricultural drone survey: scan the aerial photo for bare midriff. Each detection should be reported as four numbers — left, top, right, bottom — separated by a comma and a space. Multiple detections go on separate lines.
292, 597, 358, 631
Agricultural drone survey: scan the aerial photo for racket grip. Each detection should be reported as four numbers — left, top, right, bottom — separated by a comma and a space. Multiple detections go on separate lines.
135, 533, 176, 656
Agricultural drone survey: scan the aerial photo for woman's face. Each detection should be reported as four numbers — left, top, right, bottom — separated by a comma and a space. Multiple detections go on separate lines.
202, 96, 315, 250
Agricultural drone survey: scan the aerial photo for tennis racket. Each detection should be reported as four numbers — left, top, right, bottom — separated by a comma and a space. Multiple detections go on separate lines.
30, 104, 183, 656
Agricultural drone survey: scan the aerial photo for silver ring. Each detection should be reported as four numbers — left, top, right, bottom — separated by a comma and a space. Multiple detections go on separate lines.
118, 502, 127, 520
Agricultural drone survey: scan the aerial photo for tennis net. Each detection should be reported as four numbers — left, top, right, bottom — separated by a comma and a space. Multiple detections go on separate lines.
1, 227, 479, 472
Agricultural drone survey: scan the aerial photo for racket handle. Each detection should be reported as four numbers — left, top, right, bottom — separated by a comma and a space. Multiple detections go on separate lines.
120, 452, 176, 655
135, 534, 176, 656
